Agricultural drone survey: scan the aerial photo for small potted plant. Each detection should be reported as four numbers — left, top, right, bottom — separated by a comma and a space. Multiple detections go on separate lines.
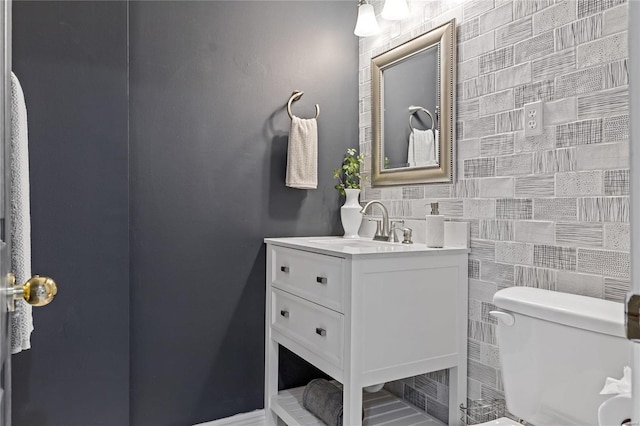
333, 148, 365, 238
333, 148, 365, 195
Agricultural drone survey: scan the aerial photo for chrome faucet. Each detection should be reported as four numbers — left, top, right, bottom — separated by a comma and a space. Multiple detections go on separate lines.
360, 200, 390, 241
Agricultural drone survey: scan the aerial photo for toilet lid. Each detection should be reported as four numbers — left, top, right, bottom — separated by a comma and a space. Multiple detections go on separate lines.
474, 417, 521, 426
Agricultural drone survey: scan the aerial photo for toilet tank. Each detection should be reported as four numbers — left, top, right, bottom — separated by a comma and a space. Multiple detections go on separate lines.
492, 287, 630, 426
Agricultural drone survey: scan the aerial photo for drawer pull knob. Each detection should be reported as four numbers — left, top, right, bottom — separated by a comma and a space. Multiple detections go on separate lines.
280, 266, 289, 273
315, 327, 326, 337
280, 310, 290, 318
316, 276, 327, 284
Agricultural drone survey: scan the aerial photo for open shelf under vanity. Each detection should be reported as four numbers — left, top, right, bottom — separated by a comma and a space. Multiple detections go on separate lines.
271, 385, 445, 426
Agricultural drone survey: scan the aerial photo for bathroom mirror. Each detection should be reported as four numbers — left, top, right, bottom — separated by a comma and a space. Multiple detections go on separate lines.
371, 19, 456, 186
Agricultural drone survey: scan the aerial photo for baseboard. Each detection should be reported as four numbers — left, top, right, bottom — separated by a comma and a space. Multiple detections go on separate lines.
193, 409, 265, 426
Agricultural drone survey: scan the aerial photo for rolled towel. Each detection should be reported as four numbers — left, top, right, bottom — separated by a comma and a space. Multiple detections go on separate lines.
303, 379, 364, 425
303, 379, 343, 426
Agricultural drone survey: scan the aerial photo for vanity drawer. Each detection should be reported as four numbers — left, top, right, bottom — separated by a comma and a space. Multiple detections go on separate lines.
270, 246, 345, 312
272, 288, 344, 369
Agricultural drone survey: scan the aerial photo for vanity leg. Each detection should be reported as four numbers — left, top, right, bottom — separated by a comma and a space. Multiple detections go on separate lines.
265, 271, 279, 426
448, 366, 466, 426
343, 382, 363, 426
264, 337, 279, 426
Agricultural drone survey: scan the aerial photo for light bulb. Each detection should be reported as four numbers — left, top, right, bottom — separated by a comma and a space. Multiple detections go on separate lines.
382, 0, 410, 20
354, 1, 381, 37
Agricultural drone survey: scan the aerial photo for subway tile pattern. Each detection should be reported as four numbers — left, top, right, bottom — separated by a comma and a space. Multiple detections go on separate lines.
577, 248, 630, 278
534, 1, 576, 35
577, 196, 630, 222
514, 220, 555, 244
577, 32, 628, 68
514, 80, 554, 108
496, 152, 532, 175
480, 134, 515, 156
514, 0, 554, 19
479, 219, 514, 240
496, 198, 532, 219
480, 3, 513, 33
557, 270, 604, 297
496, 241, 533, 265
464, 75, 496, 99
496, 109, 524, 132
481, 261, 515, 288
514, 31, 554, 63
577, 87, 629, 120
603, 5, 627, 36
555, 119, 602, 147
604, 277, 630, 302
515, 174, 555, 197
604, 115, 630, 142
578, 0, 626, 18
604, 222, 630, 251
603, 59, 629, 89
465, 157, 496, 178
480, 177, 515, 198
533, 244, 577, 270
515, 265, 557, 290
533, 148, 576, 173
359, 0, 629, 420
533, 197, 577, 221
496, 18, 532, 48
604, 169, 630, 195
497, 62, 532, 91
555, 14, 602, 50
531, 48, 576, 81
480, 47, 514, 73
556, 222, 603, 247
555, 67, 603, 99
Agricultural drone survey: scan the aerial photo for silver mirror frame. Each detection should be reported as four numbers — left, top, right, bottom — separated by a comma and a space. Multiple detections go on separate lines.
371, 19, 456, 186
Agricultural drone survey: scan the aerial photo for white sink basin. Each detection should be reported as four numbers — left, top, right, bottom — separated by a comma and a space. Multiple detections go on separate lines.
307, 238, 397, 247
305, 237, 413, 251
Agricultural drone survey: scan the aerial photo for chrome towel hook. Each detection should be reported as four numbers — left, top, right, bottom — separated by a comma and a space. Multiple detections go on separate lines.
408, 105, 435, 132
287, 90, 320, 120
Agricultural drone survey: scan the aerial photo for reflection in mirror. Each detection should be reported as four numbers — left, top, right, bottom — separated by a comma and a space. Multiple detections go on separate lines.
371, 19, 456, 186
383, 45, 438, 170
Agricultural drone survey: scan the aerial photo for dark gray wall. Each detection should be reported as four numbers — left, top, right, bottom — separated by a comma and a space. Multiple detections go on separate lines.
11, 2, 130, 426
129, 2, 357, 424
11, 1, 356, 425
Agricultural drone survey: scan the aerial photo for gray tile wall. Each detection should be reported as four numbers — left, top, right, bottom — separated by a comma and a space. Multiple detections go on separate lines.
359, 1, 629, 423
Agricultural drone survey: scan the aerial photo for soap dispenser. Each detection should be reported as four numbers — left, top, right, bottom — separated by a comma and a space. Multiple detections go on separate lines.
426, 202, 444, 248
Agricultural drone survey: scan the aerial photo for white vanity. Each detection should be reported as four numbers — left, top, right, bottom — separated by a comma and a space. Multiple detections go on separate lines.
264, 237, 468, 426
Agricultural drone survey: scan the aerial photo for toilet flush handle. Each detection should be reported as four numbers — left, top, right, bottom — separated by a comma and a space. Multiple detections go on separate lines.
489, 310, 515, 326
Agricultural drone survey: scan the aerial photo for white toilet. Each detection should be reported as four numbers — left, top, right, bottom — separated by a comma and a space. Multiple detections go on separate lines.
478, 287, 632, 426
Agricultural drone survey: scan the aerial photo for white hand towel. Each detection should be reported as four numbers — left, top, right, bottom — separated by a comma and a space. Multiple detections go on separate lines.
407, 134, 415, 167
408, 128, 436, 167
286, 116, 317, 189
10, 72, 33, 354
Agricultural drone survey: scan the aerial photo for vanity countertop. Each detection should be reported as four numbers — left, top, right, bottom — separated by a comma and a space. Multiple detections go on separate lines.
264, 236, 469, 259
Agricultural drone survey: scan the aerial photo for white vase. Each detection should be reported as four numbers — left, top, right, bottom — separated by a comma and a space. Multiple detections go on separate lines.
341, 188, 363, 239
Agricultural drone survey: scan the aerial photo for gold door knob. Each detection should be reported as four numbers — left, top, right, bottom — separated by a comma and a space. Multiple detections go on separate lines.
8, 273, 57, 307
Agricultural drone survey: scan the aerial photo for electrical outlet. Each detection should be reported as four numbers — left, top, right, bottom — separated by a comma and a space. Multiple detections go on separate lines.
524, 101, 544, 137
